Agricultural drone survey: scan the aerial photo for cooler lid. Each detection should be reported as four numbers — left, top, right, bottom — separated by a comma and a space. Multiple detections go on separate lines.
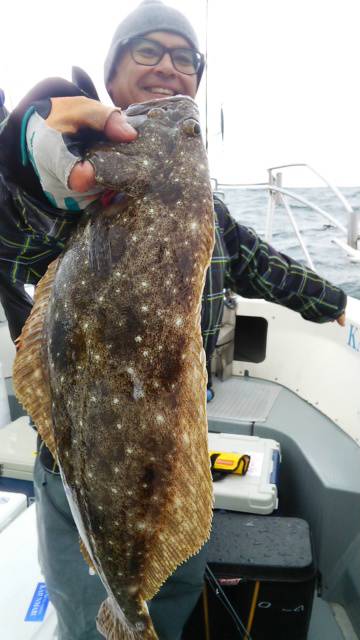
0, 417, 37, 471
208, 511, 316, 582
0, 491, 27, 531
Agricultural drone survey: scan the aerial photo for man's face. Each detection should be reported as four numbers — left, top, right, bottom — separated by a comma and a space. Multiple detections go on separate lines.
107, 31, 198, 109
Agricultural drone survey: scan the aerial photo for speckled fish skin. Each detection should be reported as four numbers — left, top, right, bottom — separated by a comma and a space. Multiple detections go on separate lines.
44, 96, 214, 639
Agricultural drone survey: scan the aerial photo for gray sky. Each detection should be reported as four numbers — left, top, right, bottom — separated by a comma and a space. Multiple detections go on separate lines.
2, 0, 359, 186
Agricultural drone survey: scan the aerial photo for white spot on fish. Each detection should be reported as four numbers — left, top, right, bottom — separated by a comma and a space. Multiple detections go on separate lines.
141, 305, 148, 312
114, 467, 120, 473
126, 448, 133, 455
175, 317, 183, 327
128, 585, 139, 595
135, 336, 142, 343
111, 487, 118, 494
116, 423, 122, 430
112, 397, 120, 404
156, 415, 164, 424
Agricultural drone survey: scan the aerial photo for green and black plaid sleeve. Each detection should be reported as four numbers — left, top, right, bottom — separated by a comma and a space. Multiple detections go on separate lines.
216, 198, 346, 323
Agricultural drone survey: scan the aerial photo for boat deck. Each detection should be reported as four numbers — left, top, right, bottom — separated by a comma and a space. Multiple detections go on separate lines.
207, 375, 360, 639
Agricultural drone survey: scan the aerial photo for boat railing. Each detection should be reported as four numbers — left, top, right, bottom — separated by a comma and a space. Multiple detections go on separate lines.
213, 164, 360, 269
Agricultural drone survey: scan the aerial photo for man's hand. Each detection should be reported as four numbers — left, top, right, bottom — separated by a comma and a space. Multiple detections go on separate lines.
336, 313, 346, 327
47, 98, 137, 193
26, 96, 138, 208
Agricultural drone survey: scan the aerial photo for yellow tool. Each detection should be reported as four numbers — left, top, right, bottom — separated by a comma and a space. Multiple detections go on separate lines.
209, 451, 251, 477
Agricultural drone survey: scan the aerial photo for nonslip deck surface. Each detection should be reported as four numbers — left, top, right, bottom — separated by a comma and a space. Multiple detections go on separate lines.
207, 377, 281, 422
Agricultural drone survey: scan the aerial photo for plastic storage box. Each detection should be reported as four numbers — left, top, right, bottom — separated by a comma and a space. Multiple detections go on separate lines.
0, 490, 27, 532
184, 511, 316, 640
0, 416, 36, 497
208, 432, 280, 514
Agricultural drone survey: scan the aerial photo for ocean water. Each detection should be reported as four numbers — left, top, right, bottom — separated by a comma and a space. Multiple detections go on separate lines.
221, 186, 360, 299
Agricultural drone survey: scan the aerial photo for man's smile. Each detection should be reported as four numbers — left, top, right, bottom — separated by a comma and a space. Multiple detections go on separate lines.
142, 86, 177, 96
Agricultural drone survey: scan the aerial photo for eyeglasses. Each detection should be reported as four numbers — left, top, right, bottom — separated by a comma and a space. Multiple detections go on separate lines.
125, 37, 204, 76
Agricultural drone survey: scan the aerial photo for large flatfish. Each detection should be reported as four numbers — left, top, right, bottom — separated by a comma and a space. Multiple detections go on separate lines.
13, 95, 214, 639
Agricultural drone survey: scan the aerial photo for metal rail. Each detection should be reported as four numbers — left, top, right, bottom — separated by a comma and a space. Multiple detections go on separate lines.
214, 163, 360, 269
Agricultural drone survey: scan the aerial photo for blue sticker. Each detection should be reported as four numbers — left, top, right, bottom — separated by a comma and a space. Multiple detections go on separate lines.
25, 582, 49, 622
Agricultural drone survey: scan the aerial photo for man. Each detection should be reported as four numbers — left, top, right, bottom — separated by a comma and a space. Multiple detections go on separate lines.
0, 1, 346, 639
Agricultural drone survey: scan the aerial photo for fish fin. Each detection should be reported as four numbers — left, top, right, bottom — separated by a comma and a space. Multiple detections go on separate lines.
141, 351, 214, 600
97, 597, 158, 640
79, 538, 97, 572
142, 469, 213, 600
13, 258, 59, 458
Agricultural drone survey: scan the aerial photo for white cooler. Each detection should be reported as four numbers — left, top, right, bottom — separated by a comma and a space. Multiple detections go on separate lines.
209, 432, 281, 514
0, 415, 37, 481
0, 490, 27, 532
0, 503, 57, 639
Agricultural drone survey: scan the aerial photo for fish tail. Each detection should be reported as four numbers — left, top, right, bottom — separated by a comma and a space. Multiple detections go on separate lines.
97, 597, 158, 640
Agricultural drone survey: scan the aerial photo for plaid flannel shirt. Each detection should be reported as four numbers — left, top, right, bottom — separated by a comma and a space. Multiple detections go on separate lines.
0, 178, 346, 353
201, 196, 346, 366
